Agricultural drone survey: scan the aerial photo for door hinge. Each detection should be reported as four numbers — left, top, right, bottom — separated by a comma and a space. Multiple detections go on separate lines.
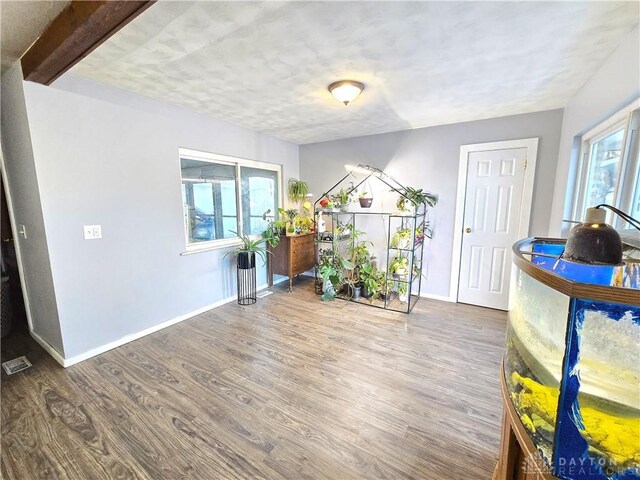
524, 158, 528, 170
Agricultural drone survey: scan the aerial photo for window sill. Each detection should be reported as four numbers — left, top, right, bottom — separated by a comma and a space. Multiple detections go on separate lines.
180, 239, 241, 256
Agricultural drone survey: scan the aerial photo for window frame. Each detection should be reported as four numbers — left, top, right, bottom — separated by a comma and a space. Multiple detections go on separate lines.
572, 100, 640, 226
179, 148, 283, 253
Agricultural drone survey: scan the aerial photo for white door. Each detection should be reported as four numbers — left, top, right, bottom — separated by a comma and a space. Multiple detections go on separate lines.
457, 147, 529, 310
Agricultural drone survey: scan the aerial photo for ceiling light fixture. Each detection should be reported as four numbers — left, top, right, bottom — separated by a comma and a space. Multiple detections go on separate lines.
328, 80, 364, 106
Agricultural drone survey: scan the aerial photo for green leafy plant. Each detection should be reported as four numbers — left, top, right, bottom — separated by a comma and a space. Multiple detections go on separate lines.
358, 191, 369, 199
345, 228, 372, 288
404, 187, 438, 207
295, 216, 314, 234
223, 231, 271, 266
288, 178, 309, 202
284, 208, 299, 222
377, 273, 389, 299
360, 262, 380, 298
390, 227, 413, 249
395, 281, 409, 301
262, 226, 280, 248
396, 187, 438, 211
317, 248, 352, 301
331, 187, 352, 207
389, 256, 409, 276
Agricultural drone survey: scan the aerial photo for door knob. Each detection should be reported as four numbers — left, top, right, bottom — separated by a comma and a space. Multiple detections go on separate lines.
465, 227, 472, 233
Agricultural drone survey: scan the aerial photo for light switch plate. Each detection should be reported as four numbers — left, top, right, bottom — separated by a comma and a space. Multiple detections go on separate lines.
83, 225, 102, 240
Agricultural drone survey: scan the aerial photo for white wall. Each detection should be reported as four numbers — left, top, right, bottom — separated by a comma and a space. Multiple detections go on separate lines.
21, 75, 299, 361
1, 64, 65, 355
300, 109, 564, 299
549, 24, 640, 236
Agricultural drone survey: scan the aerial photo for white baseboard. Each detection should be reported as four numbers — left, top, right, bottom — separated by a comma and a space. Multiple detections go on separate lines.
419, 292, 455, 303
30, 331, 66, 367
61, 293, 241, 367
37, 276, 300, 368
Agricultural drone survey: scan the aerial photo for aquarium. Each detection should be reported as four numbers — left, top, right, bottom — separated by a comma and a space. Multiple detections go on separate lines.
504, 238, 640, 480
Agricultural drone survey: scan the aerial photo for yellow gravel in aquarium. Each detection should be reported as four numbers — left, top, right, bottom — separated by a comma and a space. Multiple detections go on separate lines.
511, 372, 640, 468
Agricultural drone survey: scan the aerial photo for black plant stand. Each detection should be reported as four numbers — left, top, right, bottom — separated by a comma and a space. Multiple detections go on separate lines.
237, 252, 256, 305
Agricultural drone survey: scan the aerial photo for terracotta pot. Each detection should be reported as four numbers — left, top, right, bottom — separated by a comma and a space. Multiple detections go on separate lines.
359, 198, 373, 208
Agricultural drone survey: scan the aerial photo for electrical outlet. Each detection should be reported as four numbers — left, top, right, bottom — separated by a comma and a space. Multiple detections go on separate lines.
83, 225, 102, 240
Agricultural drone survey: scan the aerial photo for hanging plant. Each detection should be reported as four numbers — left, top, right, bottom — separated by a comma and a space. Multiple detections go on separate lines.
288, 178, 309, 202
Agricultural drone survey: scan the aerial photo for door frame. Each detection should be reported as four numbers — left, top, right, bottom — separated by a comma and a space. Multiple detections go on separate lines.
449, 138, 539, 304
0, 142, 34, 334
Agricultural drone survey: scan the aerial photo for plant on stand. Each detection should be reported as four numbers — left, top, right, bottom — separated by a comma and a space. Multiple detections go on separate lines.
377, 273, 389, 301
318, 248, 352, 301
224, 231, 271, 305
389, 255, 410, 278
396, 186, 438, 212
396, 281, 409, 303
390, 227, 413, 249
224, 231, 271, 267
360, 262, 381, 300
331, 187, 353, 212
344, 227, 372, 300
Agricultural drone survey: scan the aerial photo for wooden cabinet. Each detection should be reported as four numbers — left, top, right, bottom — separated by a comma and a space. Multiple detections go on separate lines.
268, 234, 315, 291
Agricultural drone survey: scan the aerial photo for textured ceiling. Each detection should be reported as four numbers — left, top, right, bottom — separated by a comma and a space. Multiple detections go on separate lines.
70, 1, 639, 145
0, 1, 69, 71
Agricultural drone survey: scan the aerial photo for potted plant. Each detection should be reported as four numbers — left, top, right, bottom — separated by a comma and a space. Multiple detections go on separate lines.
405, 187, 437, 208
397, 281, 409, 303
390, 227, 412, 249
262, 224, 280, 248
288, 178, 308, 203
345, 229, 371, 300
358, 191, 373, 208
377, 273, 390, 301
331, 187, 352, 212
319, 197, 335, 210
317, 248, 352, 301
360, 262, 379, 299
224, 231, 271, 304
296, 216, 314, 234
389, 256, 410, 278
396, 187, 438, 212
224, 231, 271, 268
284, 208, 298, 236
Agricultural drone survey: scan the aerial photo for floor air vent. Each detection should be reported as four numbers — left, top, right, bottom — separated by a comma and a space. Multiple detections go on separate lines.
2, 356, 32, 375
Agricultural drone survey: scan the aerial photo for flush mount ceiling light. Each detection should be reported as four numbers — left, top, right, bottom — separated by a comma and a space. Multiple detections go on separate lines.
328, 80, 365, 106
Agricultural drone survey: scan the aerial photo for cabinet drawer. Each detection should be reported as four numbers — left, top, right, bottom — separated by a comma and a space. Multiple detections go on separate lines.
292, 256, 315, 274
292, 247, 313, 264
290, 235, 314, 248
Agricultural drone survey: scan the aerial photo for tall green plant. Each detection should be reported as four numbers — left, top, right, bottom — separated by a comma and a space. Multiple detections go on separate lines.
223, 231, 271, 266
317, 247, 353, 301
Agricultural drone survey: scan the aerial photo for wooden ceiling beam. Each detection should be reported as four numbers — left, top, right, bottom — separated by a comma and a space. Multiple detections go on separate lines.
21, 1, 154, 85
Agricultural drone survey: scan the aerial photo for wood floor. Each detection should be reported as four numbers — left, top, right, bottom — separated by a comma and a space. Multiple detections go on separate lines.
1, 279, 507, 480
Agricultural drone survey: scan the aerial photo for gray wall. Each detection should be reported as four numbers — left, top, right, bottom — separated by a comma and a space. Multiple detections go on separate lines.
549, 23, 640, 236
300, 109, 564, 298
0, 64, 65, 354
21, 75, 299, 360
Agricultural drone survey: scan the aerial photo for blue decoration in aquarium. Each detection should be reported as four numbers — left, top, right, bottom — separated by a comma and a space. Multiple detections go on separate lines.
553, 298, 640, 480
531, 243, 617, 286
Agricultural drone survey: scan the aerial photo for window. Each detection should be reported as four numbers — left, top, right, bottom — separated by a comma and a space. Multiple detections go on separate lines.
180, 149, 281, 249
573, 103, 640, 228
